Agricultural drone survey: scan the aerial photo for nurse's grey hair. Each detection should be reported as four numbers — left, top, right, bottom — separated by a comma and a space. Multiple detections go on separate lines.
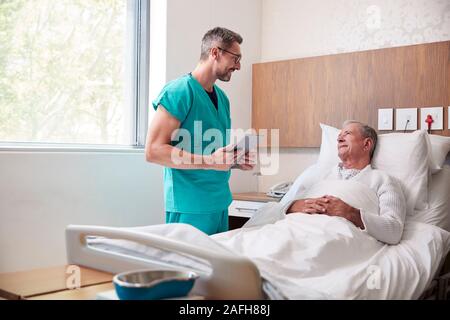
343, 120, 378, 160
200, 27, 243, 61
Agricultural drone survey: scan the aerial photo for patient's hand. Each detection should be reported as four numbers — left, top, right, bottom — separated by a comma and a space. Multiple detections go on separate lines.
321, 195, 365, 229
287, 197, 328, 214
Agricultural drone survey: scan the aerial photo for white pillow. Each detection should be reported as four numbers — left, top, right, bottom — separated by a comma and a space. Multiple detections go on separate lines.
317, 123, 340, 168
317, 124, 430, 214
372, 130, 430, 214
425, 134, 450, 174
412, 166, 450, 231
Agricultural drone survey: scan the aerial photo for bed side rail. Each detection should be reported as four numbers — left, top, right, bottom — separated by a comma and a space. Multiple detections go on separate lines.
420, 249, 450, 300
65, 224, 264, 300
437, 250, 450, 300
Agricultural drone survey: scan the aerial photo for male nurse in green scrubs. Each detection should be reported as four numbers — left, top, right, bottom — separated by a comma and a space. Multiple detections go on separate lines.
145, 27, 254, 235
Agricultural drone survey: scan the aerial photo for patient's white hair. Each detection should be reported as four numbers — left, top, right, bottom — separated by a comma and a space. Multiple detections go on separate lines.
343, 120, 378, 160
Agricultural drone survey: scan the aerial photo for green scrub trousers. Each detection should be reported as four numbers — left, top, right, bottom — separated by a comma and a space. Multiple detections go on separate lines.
165, 210, 229, 235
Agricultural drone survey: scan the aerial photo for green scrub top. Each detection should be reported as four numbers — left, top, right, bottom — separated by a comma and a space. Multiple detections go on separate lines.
152, 74, 232, 214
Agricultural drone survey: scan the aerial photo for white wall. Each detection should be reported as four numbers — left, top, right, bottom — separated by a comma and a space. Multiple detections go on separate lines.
0, 151, 164, 272
258, 0, 450, 192
261, 0, 450, 62
165, 0, 262, 193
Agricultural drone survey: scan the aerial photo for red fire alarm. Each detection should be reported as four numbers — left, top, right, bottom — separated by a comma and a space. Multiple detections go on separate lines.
425, 114, 434, 134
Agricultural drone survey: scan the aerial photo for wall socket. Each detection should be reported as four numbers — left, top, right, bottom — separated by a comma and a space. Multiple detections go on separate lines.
395, 108, 417, 131
420, 107, 443, 130
378, 108, 393, 130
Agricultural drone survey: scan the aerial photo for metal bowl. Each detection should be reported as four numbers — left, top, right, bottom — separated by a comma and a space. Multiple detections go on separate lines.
113, 269, 198, 300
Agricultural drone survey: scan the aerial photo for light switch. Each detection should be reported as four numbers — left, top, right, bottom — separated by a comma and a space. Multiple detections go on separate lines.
448, 106, 450, 129
395, 108, 417, 131
420, 107, 443, 130
378, 108, 393, 130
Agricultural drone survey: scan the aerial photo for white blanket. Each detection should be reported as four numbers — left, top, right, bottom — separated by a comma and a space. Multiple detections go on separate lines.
214, 179, 450, 299
214, 179, 385, 299
242, 179, 379, 229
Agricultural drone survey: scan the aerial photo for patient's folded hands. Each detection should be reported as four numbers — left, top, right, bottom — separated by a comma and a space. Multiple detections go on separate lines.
320, 195, 365, 229
287, 195, 365, 229
287, 197, 328, 214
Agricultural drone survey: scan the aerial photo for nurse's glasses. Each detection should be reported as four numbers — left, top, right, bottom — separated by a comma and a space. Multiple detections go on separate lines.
217, 47, 242, 64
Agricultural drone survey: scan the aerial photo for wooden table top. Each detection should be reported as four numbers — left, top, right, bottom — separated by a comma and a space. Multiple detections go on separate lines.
28, 282, 115, 300
232, 192, 281, 202
0, 265, 113, 300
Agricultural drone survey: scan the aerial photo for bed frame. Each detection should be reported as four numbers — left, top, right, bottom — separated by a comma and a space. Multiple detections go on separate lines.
419, 252, 450, 300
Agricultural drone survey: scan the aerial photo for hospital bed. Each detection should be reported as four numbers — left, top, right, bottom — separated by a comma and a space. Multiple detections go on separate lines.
65, 130, 450, 300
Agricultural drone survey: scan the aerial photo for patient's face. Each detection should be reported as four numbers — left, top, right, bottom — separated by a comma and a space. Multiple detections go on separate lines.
337, 123, 366, 160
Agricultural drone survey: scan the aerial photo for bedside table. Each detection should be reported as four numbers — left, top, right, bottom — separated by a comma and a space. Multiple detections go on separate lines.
229, 192, 281, 230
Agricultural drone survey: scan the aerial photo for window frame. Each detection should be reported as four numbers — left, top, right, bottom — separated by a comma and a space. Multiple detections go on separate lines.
0, 0, 151, 152
133, 0, 151, 148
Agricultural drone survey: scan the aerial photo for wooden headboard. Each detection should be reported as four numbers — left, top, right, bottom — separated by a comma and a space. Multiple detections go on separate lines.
252, 40, 450, 147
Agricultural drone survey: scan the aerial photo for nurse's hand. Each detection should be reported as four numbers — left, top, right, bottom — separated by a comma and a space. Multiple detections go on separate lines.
205, 146, 245, 171
235, 151, 256, 170
235, 163, 255, 170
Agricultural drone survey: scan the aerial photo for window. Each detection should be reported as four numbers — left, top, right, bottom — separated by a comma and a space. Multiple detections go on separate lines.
0, 0, 149, 147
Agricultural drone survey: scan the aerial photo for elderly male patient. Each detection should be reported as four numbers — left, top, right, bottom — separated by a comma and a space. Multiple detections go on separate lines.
284, 121, 406, 245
